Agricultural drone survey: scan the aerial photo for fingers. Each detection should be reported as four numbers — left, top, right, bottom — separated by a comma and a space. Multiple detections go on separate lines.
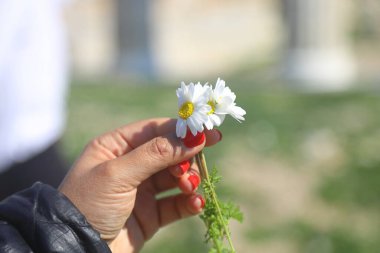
168, 160, 191, 177
109, 131, 204, 188
204, 129, 222, 147
115, 117, 221, 149
152, 161, 200, 195
91, 118, 222, 189
115, 118, 177, 151
178, 168, 201, 194
149, 169, 177, 193
157, 193, 205, 227
168, 159, 201, 194
84, 118, 221, 161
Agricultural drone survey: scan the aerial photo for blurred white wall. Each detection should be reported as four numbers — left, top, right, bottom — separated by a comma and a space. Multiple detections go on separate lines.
151, 0, 282, 79
65, 0, 380, 85
281, 0, 356, 91
65, 0, 281, 79
65, 0, 117, 76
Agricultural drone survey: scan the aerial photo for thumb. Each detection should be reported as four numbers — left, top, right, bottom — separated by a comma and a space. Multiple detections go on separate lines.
104, 132, 205, 189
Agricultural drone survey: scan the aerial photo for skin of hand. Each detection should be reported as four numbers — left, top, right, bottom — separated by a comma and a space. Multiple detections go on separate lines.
59, 118, 221, 253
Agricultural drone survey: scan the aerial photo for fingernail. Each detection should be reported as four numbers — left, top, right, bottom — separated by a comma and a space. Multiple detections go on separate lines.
183, 131, 205, 148
196, 195, 206, 209
178, 160, 191, 174
215, 129, 223, 142
188, 173, 200, 191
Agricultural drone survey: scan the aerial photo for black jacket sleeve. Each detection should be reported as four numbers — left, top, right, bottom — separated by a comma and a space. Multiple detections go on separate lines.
0, 182, 112, 253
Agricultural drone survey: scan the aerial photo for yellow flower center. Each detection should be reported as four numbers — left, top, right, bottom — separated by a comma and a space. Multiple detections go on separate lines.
178, 101, 194, 119
207, 100, 216, 115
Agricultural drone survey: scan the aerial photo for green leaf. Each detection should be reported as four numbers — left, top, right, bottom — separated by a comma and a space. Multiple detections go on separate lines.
199, 162, 243, 253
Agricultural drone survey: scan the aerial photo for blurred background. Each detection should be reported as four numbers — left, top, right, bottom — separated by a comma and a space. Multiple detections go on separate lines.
63, 1, 380, 252
2, 0, 380, 252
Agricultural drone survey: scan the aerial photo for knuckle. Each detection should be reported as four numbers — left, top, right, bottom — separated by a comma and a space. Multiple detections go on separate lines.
149, 137, 173, 160
86, 137, 107, 153
86, 138, 99, 150
97, 161, 117, 179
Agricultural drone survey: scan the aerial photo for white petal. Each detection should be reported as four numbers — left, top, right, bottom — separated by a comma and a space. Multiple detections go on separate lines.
221, 88, 236, 102
177, 82, 191, 106
181, 81, 186, 90
205, 117, 214, 130
176, 88, 183, 106
188, 82, 195, 102
210, 114, 225, 126
192, 112, 207, 129
187, 117, 199, 136
198, 104, 211, 115
219, 95, 234, 107
176, 119, 187, 138
194, 118, 205, 133
218, 114, 226, 125
200, 84, 211, 103
192, 113, 206, 132
215, 102, 230, 114
194, 82, 203, 99
214, 78, 225, 99
199, 110, 210, 123
215, 78, 225, 90
228, 105, 246, 122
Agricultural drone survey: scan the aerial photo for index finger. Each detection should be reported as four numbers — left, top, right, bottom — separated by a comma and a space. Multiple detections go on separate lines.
116, 118, 176, 151
110, 118, 221, 155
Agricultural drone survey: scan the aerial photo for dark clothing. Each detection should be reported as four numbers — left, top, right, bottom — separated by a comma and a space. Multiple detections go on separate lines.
0, 183, 111, 253
0, 142, 68, 200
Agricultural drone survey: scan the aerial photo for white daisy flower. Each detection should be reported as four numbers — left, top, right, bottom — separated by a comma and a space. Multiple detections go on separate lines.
176, 82, 211, 138
205, 78, 246, 129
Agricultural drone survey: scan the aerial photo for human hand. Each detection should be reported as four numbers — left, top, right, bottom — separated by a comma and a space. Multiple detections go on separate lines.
59, 118, 222, 252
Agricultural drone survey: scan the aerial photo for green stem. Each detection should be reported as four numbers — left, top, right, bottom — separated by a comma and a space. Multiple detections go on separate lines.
212, 233, 223, 253
195, 151, 236, 253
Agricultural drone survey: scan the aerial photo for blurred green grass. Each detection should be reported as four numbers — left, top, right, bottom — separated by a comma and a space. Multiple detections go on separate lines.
63, 79, 380, 253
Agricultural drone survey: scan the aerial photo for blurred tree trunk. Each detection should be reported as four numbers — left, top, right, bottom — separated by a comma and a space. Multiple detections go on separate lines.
281, 0, 356, 91
117, 0, 154, 78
